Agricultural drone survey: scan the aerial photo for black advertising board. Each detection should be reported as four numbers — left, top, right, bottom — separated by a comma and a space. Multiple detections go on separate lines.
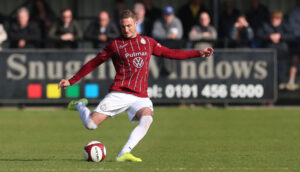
0, 49, 276, 104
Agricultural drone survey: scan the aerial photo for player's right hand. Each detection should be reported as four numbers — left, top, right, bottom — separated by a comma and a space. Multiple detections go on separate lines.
58, 79, 70, 89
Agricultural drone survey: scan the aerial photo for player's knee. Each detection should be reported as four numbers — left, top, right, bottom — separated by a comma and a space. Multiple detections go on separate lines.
84, 118, 98, 130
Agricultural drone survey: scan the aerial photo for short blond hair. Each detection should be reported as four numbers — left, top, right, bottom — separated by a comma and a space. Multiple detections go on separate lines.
271, 10, 283, 19
120, 9, 137, 21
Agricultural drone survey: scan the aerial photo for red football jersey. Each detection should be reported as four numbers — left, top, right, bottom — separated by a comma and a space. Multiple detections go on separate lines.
68, 34, 202, 97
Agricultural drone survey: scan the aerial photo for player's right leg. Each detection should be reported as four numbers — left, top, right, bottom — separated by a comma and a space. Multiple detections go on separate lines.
68, 98, 108, 130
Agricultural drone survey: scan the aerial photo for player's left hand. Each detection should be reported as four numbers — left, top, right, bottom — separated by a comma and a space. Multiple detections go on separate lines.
200, 47, 214, 58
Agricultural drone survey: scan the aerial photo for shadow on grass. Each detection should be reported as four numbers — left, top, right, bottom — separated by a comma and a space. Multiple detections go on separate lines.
0, 159, 48, 162
0, 158, 83, 162
0, 158, 118, 163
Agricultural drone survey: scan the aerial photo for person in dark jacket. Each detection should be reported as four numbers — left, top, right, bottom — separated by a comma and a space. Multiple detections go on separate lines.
84, 11, 119, 49
246, 0, 269, 35
178, 0, 207, 39
230, 15, 254, 48
48, 8, 82, 49
112, 0, 125, 29
218, 0, 240, 41
142, 0, 161, 33
8, 7, 40, 48
30, 0, 57, 48
257, 10, 293, 84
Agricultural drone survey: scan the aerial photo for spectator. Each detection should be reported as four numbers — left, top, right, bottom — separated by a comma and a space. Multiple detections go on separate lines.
84, 11, 119, 49
48, 8, 82, 49
257, 10, 293, 84
30, 0, 56, 48
152, 6, 183, 40
286, 0, 300, 90
218, 0, 240, 42
178, 0, 207, 39
246, 0, 269, 35
133, 2, 151, 36
230, 15, 254, 48
189, 12, 217, 50
152, 6, 183, 79
112, 0, 125, 29
0, 23, 7, 50
142, 0, 161, 32
8, 7, 40, 48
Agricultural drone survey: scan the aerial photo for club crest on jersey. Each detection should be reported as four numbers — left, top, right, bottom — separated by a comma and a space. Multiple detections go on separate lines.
133, 57, 144, 68
140, 38, 146, 44
100, 103, 108, 111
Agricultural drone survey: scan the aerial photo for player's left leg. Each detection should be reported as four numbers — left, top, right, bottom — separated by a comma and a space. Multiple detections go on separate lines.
116, 107, 153, 162
69, 98, 108, 130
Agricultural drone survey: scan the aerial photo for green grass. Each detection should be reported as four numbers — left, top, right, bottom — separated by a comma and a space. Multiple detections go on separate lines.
0, 107, 300, 172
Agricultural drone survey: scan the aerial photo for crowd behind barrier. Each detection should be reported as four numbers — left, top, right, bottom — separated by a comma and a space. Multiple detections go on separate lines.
0, 0, 300, 92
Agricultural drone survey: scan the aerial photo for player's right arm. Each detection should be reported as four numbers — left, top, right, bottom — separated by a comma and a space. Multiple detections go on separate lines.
58, 43, 113, 89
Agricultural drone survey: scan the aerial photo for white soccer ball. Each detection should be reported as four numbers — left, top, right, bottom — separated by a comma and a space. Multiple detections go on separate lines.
83, 141, 106, 162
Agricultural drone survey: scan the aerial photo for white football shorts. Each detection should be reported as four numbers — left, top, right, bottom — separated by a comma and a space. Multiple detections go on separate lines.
94, 91, 153, 123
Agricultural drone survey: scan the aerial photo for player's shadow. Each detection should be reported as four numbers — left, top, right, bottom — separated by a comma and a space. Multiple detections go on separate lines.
0, 158, 82, 162
0, 159, 47, 162
0, 158, 116, 163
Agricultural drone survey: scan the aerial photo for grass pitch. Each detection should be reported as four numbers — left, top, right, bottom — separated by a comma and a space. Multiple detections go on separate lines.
0, 107, 300, 172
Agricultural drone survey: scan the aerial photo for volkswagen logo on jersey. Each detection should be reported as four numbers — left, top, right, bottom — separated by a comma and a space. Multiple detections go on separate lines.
140, 38, 146, 45
133, 57, 144, 68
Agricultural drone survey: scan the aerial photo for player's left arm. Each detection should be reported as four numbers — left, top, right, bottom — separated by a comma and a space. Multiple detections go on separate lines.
152, 40, 214, 59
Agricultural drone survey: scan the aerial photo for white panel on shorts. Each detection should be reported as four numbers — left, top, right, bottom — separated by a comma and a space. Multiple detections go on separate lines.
94, 91, 153, 123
